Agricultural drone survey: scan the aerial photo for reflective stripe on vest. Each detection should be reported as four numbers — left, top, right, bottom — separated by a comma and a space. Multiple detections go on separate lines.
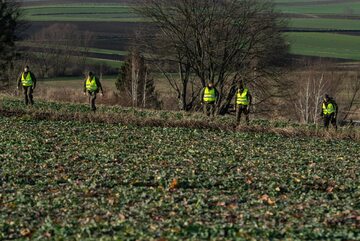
203, 87, 216, 102
322, 103, 335, 115
236, 88, 249, 105
21, 73, 33, 87
86, 77, 98, 91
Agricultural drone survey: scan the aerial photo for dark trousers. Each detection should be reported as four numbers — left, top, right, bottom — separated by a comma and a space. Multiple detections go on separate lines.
324, 113, 337, 130
203, 102, 215, 117
22, 86, 34, 105
88, 91, 97, 111
236, 104, 250, 125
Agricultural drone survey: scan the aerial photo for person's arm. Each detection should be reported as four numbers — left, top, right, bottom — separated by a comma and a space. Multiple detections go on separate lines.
200, 88, 205, 103
17, 73, 22, 88
320, 102, 324, 117
248, 92, 252, 106
234, 89, 238, 108
215, 87, 219, 103
96, 77, 103, 94
83, 79, 87, 93
246, 91, 252, 111
31, 72, 37, 89
334, 101, 338, 117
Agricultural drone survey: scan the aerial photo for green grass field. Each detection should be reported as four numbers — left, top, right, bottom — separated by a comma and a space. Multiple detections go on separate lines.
22, 4, 146, 22
290, 18, 360, 30
278, 2, 360, 15
0, 98, 359, 240
287, 32, 360, 60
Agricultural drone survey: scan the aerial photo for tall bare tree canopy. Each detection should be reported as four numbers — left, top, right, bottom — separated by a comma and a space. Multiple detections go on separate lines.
136, 0, 288, 113
0, 0, 21, 78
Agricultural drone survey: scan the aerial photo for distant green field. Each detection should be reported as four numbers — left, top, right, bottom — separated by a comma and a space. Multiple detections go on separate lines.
22, 4, 146, 22
274, 0, 330, 2
278, 2, 360, 15
20, 2, 360, 61
287, 32, 360, 60
86, 58, 123, 69
27, 50, 123, 69
18, 42, 128, 56
290, 18, 360, 30
88, 48, 128, 56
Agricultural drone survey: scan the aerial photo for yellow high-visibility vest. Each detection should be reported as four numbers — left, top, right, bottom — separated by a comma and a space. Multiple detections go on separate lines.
236, 88, 249, 106
322, 103, 335, 115
86, 77, 98, 92
203, 87, 216, 102
21, 72, 33, 87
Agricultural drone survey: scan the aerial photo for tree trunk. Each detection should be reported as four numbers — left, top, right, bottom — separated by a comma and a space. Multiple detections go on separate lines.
131, 53, 139, 107
143, 69, 148, 108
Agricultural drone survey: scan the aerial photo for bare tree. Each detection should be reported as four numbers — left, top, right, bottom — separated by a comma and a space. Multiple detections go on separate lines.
341, 72, 360, 121
285, 61, 341, 124
135, 0, 287, 113
116, 50, 161, 108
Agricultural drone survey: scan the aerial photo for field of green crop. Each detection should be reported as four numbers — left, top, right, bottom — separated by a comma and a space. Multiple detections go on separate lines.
286, 32, 360, 60
290, 18, 360, 30
22, 4, 145, 22
278, 2, 360, 15
23, 4, 141, 22
1, 98, 360, 239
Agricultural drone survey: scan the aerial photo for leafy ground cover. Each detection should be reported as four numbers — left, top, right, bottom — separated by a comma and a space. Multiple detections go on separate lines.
1, 97, 359, 140
1, 98, 359, 240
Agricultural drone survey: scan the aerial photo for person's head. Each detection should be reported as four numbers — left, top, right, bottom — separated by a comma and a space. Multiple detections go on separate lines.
238, 81, 244, 91
24, 66, 29, 73
324, 94, 330, 102
208, 82, 214, 88
88, 71, 93, 77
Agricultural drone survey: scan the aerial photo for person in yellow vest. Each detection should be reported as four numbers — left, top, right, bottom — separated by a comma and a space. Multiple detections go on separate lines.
17, 66, 37, 105
235, 82, 252, 125
200, 82, 218, 117
321, 94, 338, 130
83, 71, 103, 112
